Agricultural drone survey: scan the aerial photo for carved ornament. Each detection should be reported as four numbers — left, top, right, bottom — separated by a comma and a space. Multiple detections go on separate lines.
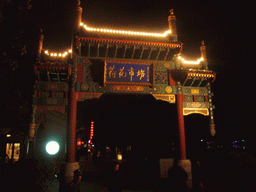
152, 94, 175, 103
112, 85, 145, 92
183, 108, 209, 116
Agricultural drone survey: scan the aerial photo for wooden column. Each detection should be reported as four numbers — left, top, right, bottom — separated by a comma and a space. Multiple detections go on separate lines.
66, 90, 77, 163
176, 94, 187, 159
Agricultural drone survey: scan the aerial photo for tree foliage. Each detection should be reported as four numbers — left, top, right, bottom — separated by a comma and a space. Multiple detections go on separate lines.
0, 0, 39, 129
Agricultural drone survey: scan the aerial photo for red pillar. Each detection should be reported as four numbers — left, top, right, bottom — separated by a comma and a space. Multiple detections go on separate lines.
67, 90, 78, 163
176, 94, 187, 160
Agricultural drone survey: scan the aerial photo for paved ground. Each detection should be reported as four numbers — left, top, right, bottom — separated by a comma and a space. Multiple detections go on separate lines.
46, 179, 154, 192
0, 159, 163, 192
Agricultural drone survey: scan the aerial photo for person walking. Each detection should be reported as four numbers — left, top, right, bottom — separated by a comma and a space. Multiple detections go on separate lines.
69, 169, 83, 192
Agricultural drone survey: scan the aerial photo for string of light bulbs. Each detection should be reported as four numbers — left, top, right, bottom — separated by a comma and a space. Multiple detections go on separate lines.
177, 55, 204, 65
80, 23, 172, 37
43, 49, 72, 58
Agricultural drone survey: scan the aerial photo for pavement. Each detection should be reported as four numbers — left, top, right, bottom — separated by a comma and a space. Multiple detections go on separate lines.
0, 158, 160, 192
46, 179, 154, 192
43, 158, 158, 192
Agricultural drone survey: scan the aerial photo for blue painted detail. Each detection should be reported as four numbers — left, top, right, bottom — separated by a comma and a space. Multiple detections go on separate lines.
105, 62, 151, 84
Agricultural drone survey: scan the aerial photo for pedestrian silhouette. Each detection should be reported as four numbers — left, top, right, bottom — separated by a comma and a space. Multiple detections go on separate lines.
68, 169, 83, 192
168, 159, 189, 191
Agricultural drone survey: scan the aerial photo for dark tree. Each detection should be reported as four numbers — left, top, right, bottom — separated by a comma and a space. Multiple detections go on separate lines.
0, 0, 39, 130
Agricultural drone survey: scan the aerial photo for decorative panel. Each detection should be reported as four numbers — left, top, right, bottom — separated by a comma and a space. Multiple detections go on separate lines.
85, 67, 93, 81
77, 64, 85, 82
152, 94, 175, 103
40, 83, 68, 91
104, 60, 154, 86
185, 95, 193, 102
112, 85, 145, 92
36, 106, 66, 114
183, 108, 209, 116
195, 96, 204, 102
184, 102, 209, 108
155, 71, 167, 84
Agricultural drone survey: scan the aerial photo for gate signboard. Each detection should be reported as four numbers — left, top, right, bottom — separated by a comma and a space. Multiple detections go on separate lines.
104, 60, 154, 86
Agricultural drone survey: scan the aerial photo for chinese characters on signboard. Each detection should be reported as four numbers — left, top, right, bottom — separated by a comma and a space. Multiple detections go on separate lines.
104, 61, 153, 86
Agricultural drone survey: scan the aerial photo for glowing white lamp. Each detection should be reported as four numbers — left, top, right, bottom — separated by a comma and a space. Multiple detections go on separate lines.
46, 141, 60, 155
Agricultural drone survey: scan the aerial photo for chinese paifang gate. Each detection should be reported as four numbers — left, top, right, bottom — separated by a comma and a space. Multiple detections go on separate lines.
27, 1, 216, 188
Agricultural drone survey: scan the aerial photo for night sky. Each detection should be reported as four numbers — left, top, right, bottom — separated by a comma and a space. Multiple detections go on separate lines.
36, 1, 255, 143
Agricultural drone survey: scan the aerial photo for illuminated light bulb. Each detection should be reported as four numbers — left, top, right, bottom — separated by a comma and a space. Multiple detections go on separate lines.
81, 24, 175, 37
62, 54, 65, 57
45, 50, 48, 54
68, 49, 72, 53
50, 53, 53, 56
58, 53, 62, 57
164, 30, 172, 36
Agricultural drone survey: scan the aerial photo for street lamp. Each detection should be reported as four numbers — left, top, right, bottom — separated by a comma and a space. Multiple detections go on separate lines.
46, 141, 60, 155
